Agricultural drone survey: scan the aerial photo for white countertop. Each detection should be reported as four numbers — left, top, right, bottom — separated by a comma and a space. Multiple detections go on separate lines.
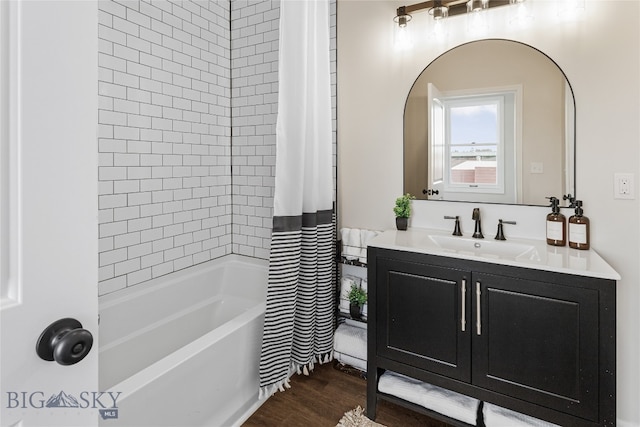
368, 228, 621, 281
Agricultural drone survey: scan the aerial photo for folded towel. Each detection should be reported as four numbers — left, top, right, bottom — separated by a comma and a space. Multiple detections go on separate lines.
339, 299, 350, 313
340, 228, 352, 246
378, 371, 479, 425
340, 228, 381, 265
347, 228, 361, 247
358, 248, 367, 264
361, 230, 379, 247
341, 227, 362, 248
334, 351, 367, 371
334, 323, 367, 361
483, 403, 560, 427
342, 245, 361, 260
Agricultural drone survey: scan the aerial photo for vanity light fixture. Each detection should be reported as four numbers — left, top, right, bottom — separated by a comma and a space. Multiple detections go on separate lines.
429, 0, 450, 40
467, 0, 488, 12
393, 5, 412, 27
394, 0, 517, 28
429, 0, 449, 20
467, 0, 490, 35
393, 6, 414, 49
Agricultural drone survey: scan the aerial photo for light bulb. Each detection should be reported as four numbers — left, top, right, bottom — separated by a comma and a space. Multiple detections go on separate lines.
467, 10, 489, 36
431, 18, 448, 41
394, 24, 413, 50
509, 0, 534, 28
467, 0, 488, 13
429, 2, 448, 41
466, 0, 489, 36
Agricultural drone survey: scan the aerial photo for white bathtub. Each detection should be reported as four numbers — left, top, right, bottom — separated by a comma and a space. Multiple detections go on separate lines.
98, 255, 268, 427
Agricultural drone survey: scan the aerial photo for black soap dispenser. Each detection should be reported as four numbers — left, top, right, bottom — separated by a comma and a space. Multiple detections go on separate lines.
546, 197, 566, 247
569, 200, 590, 250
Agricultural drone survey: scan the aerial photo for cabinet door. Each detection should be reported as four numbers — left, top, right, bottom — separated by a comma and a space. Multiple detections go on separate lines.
472, 273, 599, 421
377, 257, 471, 382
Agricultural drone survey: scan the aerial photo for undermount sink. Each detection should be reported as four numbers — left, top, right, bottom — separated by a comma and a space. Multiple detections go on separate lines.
427, 235, 541, 261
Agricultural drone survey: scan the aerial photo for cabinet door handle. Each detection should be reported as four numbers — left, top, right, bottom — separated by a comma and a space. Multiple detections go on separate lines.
461, 279, 466, 332
476, 281, 482, 335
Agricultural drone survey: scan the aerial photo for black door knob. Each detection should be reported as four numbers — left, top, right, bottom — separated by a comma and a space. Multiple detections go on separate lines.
36, 318, 93, 366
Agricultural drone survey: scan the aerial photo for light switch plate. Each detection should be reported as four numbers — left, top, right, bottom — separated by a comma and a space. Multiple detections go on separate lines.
530, 162, 543, 174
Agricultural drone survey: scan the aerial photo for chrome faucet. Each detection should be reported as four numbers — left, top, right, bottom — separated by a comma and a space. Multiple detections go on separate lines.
472, 208, 484, 239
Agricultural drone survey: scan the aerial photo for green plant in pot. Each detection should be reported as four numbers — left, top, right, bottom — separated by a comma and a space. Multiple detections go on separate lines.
348, 284, 367, 320
393, 193, 415, 230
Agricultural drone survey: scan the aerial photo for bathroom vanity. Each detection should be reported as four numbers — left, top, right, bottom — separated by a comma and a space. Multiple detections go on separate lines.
366, 228, 619, 427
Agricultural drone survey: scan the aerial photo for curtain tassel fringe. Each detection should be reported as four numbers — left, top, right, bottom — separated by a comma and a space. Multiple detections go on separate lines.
259, 377, 291, 400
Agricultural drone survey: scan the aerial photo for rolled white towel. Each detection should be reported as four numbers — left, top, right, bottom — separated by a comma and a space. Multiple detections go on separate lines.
333, 323, 367, 361
378, 371, 479, 426
483, 403, 560, 427
334, 351, 366, 371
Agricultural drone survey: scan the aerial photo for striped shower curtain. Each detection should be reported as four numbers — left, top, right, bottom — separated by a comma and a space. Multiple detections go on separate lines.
258, 0, 335, 399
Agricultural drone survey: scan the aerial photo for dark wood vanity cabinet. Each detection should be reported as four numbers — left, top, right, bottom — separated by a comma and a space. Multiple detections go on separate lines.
376, 257, 471, 383
367, 247, 616, 427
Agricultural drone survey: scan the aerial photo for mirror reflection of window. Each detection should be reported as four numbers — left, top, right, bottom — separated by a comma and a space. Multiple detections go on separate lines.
449, 99, 499, 186
429, 89, 516, 202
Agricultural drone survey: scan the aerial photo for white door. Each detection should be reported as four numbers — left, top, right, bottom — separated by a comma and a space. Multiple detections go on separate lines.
1, 2, 99, 426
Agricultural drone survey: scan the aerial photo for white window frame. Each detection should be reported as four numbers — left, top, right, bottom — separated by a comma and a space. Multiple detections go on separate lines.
443, 94, 505, 194
431, 85, 520, 204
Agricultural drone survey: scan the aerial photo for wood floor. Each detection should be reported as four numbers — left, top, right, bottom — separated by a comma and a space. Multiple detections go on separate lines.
243, 361, 452, 427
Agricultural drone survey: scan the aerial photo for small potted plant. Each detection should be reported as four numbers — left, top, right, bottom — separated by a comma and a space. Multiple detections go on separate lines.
348, 284, 367, 320
393, 193, 415, 230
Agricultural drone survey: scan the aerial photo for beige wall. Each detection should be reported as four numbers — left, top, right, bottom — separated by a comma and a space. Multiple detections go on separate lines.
338, 0, 640, 424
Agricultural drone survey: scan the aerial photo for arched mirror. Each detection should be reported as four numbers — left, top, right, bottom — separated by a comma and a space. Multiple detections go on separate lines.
404, 39, 575, 206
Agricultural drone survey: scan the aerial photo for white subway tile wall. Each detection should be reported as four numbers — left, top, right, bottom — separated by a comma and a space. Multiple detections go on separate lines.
98, 0, 232, 295
231, 0, 337, 259
98, 0, 336, 295
230, 0, 278, 259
